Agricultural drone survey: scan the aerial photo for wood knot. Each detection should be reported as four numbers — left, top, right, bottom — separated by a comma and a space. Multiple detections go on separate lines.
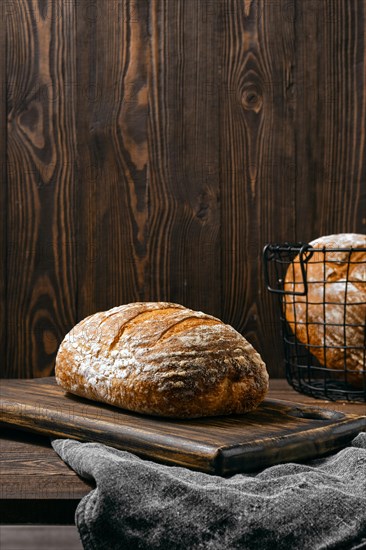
196, 200, 209, 221
43, 330, 59, 354
241, 86, 263, 113
195, 189, 217, 223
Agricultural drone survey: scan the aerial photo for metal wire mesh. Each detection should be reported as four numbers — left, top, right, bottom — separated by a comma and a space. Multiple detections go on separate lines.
263, 242, 366, 402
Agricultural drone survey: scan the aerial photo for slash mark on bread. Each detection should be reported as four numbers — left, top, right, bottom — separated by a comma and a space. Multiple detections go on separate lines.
156, 317, 222, 345
108, 308, 184, 350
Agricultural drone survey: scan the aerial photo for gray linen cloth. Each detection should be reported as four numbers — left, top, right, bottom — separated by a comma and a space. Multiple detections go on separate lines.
51, 433, 366, 550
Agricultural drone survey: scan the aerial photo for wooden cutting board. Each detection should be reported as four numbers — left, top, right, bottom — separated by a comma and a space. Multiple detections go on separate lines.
1, 377, 365, 476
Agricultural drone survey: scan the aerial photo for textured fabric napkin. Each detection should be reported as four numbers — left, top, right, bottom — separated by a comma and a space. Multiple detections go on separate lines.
51, 433, 366, 550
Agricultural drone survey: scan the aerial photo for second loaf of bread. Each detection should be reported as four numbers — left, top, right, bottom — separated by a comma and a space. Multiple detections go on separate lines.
283, 233, 366, 386
55, 302, 269, 418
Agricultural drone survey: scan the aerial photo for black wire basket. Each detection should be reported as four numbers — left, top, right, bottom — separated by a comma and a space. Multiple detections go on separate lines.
263, 242, 366, 402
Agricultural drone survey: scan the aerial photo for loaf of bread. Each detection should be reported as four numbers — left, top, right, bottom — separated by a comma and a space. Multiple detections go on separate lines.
284, 233, 366, 386
55, 302, 269, 418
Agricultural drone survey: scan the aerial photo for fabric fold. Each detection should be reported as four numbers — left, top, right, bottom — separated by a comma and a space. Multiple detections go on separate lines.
51, 433, 366, 550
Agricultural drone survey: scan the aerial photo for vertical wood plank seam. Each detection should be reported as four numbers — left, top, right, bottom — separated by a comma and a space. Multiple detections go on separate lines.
293, 0, 298, 242
74, 0, 81, 328
2, 0, 8, 374
356, 1, 366, 213
219, 0, 224, 325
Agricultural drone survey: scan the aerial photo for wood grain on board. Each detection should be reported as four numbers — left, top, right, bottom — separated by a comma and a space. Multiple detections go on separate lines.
1, 379, 364, 524
1, 378, 365, 476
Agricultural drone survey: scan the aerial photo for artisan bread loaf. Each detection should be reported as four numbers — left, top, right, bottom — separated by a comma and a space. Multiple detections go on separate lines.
284, 233, 366, 386
55, 302, 269, 418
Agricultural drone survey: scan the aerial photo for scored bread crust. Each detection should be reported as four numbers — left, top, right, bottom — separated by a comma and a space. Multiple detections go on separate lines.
55, 302, 269, 418
284, 233, 366, 386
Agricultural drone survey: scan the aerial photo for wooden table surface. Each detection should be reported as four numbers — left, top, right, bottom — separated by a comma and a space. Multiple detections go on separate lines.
1, 379, 365, 524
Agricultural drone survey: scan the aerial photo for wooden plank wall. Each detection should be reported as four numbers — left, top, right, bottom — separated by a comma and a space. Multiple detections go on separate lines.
2, 0, 365, 379
0, 0, 7, 375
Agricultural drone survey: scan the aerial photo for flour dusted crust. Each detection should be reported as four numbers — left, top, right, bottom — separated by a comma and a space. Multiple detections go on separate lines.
55, 302, 269, 418
284, 233, 366, 386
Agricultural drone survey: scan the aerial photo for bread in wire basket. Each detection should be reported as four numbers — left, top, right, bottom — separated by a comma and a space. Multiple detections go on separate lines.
284, 233, 366, 386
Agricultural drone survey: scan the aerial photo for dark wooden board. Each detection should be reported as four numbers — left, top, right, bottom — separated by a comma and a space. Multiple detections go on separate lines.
1, 378, 365, 476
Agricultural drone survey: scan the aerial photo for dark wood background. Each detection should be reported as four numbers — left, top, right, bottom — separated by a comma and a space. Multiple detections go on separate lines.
1, 0, 365, 379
